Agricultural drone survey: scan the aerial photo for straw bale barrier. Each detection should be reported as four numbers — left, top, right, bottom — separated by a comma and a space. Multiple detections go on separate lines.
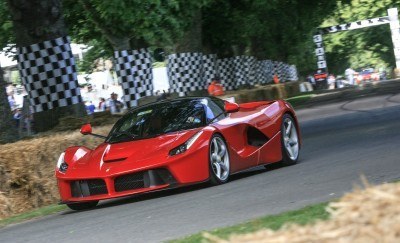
0, 125, 112, 219
208, 179, 400, 243
221, 82, 300, 104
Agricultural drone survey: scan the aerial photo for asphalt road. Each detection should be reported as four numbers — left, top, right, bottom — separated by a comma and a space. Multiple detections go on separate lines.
1, 94, 400, 243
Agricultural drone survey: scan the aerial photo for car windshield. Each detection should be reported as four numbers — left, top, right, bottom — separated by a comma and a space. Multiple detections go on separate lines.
106, 99, 206, 143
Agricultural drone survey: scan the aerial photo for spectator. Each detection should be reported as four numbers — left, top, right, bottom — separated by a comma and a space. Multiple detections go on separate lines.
273, 74, 280, 84
107, 92, 124, 114
327, 74, 336, 89
207, 77, 224, 96
13, 108, 22, 127
345, 67, 355, 85
156, 90, 170, 101
7, 92, 16, 110
98, 98, 107, 111
307, 74, 316, 90
86, 101, 96, 115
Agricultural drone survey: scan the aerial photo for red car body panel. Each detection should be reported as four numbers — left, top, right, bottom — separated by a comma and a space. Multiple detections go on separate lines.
56, 98, 300, 203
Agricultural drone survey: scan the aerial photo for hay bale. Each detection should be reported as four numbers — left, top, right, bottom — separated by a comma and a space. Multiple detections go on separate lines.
212, 181, 400, 243
0, 125, 112, 218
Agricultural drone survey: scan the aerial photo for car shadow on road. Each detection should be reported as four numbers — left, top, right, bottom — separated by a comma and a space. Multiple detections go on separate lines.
61, 162, 286, 215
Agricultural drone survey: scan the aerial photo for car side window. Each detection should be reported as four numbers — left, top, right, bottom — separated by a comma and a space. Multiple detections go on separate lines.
206, 98, 227, 123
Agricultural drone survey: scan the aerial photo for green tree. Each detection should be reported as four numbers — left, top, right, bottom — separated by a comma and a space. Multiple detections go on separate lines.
0, 64, 18, 143
6, 0, 87, 132
322, 0, 400, 74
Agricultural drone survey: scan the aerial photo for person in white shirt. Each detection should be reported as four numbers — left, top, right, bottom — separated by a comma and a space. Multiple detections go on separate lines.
345, 68, 355, 85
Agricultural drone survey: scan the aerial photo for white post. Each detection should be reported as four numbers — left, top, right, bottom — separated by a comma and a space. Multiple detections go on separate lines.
388, 8, 400, 69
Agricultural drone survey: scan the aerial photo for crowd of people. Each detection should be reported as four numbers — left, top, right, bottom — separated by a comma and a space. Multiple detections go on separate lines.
85, 92, 125, 115
306, 67, 388, 90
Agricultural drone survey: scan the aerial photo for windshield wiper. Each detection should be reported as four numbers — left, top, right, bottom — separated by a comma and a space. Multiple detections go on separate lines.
112, 131, 138, 139
207, 112, 227, 125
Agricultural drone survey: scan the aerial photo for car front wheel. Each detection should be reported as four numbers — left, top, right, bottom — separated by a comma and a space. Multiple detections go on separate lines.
281, 114, 300, 165
209, 134, 230, 185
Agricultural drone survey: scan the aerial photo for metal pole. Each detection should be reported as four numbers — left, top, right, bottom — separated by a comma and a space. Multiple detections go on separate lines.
388, 8, 400, 69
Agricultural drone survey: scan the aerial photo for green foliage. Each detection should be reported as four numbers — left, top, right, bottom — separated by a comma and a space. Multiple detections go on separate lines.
1, 0, 400, 77
322, 0, 400, 74
171, 202, 330, 243
202, 0, 339, 74
0, 204, 67, 227
0, 1, 13, 51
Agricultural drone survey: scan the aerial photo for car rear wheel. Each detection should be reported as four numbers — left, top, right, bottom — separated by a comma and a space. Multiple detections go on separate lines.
209, 134, 230, 185
281, 114, 300, 166
66, 200, 99, 211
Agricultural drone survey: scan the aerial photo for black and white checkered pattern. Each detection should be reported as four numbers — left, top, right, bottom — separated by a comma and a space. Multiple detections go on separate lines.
166, 52, 298, 95
114, 48, 153, 107
202, 54, 217, 87
16, 36, 82, 113
216, 58, 236, 90
167, 53, 204, 96
238, 56, 258, 86
271, 61, 300, 82
258, 60, 274, 84
287, 65, 298, 81
272, 61, 286, 82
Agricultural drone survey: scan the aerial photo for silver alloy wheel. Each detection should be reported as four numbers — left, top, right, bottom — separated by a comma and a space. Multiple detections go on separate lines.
283, 117, 299, 160
210, 136, 230, 181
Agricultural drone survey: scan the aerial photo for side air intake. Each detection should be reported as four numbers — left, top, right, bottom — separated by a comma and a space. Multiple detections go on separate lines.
247, 126, 269, 147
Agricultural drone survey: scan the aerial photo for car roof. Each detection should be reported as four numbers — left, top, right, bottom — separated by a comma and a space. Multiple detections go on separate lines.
128, 96, 221, 112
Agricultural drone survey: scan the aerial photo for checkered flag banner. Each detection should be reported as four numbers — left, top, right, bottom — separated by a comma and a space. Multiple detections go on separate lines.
202, 54, 217, 87
287, 65, 298, 81
114, 48, 153, 107
216, 58, 236, 90
272, 61, 286, 82
167, 53, 204, 96
235, 56, 258, 86
16, 36, 82, 113
257, 60, 274, 84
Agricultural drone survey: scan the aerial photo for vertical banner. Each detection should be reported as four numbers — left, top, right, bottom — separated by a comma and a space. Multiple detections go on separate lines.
202, 54, 218, 87
216, 58, 236, 90
388, 8, 400, 69
16, 36, 82, 113
313, 33, 328, 86
114, 49, 154, 108
167, 53, 203, 96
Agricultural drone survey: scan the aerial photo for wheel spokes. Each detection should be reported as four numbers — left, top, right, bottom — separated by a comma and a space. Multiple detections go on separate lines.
211, 137, 229, 181
213, 162, 222, 178
218, 144, 226, 157
213, 139, 219, 154
286, 144, 295, 158
284, 118, 299, 160
285, 120, 292, 135
219, 161, 228, 172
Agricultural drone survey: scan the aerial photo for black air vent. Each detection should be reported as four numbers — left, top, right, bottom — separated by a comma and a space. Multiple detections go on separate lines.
247, 126, 269, 147
70, 179, 108, 197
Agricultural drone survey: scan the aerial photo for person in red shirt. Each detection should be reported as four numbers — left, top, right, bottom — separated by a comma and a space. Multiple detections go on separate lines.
207, 77, 224, 96
273, 74, 280, 84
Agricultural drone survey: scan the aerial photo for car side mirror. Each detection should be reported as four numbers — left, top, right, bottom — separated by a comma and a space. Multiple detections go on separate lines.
224, 102, 240, 113
80, 123, 92, 135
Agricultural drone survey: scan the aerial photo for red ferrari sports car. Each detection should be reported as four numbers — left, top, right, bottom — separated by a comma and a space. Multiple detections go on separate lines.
55, 97, 301, 210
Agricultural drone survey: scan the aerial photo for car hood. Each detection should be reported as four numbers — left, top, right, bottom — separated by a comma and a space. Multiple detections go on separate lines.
70, 128, 201, 171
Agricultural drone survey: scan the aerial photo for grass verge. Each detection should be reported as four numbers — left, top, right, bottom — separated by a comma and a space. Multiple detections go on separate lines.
171, 202, 329, 243
285, 93, 315, 108
0, 204, 67, 228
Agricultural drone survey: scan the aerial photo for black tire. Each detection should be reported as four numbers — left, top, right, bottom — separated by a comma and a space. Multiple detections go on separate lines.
280, 114, 300, 166
66, 201, 99, 211
209, 134, 230, 185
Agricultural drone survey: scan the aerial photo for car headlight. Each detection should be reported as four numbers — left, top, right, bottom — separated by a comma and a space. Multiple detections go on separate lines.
56, 152, 68, 173
169, 131, 203, 156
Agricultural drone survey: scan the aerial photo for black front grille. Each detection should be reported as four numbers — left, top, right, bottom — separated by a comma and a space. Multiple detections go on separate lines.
70, 179, 108, 197
114, 172, 145, 192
